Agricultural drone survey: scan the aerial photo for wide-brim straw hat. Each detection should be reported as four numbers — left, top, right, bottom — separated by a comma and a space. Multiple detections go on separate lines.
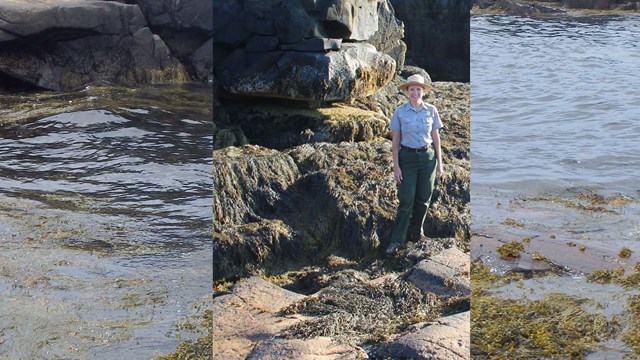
399, 74, 432, 92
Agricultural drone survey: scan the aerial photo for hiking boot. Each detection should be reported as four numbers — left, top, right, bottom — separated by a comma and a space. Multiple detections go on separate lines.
385, 242, 402, 255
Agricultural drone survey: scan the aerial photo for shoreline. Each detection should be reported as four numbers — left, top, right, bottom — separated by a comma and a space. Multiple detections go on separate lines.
472, 0, 640, 16
470, 188, 640, 358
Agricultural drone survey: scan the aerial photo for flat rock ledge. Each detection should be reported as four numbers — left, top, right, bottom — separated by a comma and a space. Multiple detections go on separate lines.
408, 247, 470, 298
375, 311, 470, 360
212, 276, 366, 359
213, 246, 470, 359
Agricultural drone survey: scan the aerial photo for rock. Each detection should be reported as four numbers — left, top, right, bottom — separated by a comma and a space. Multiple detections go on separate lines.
212, 277, 306, 359
136, 0, 213, 80
0, 1, 145, 36
247, 337, 368, 359
216, 43, 396, 103
563, 0, 614, 9
281, 38, 342, 52
313, 0, 381, 40
408, 247, 470, 297
0, 0, 188, 90
212, 81, 470, 278
212, 220, 296, 280
287, 142, 398, 257
212, 141, 399, 279
136, 0, 212, 55
281, 269, 442, 346
213, 123, 248, 150
213, 276, 368, 359
213, 0, 403, 103
391, 0, 471, 81
367, 0, 407, 71
428, 157, 470, 245
224, 102, 388, 150
472, 0, 567, 15
376, 312, 470, 360
212, 146, 300, 232
189, 38, 214, 81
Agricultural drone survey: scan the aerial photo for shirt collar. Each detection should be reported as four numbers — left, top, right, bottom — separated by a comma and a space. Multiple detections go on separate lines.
402, 101, 428, 112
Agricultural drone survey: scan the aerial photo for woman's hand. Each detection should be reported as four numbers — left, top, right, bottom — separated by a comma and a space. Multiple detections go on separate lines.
394, 165, 403, 183
436, 162, 443, 178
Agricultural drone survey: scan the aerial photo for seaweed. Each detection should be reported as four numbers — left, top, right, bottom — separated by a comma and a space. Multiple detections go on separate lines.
496, 240, 525, 259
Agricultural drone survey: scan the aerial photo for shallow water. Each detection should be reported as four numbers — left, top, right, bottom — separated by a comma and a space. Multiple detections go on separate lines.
471, 14, 640, 357
0, 86, 212, 358
471, 14, 640, 263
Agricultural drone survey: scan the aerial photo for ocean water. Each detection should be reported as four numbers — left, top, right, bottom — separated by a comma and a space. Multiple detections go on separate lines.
471, 14, 640, 263
471, 14, 640, 358
0, 100, 212, 358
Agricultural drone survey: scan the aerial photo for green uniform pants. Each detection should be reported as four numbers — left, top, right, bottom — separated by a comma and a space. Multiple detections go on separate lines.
390, 147, 437, 244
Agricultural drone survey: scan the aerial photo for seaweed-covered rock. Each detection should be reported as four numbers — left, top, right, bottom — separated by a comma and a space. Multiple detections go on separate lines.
212, 141, 400, 279
225, 102, 388, 150
281, 269, 441, 344
213, 80, 470, 279
212, 146, 300, 232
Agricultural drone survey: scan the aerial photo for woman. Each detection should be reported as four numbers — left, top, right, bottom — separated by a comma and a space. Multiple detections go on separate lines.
386, 74, 443, 255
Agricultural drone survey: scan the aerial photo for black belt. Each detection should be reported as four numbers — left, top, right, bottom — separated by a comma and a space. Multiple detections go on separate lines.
401, 145, 430, 153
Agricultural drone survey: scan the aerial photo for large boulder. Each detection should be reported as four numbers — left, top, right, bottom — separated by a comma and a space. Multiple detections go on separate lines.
213, 0, 403, 104
0, 0, 187, 91
216, 43, 395, 103
367, 0, 407, 71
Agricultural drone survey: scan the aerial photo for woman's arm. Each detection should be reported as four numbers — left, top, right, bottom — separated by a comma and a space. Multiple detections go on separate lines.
432, 129, 443, 178
391, 130, 402, 183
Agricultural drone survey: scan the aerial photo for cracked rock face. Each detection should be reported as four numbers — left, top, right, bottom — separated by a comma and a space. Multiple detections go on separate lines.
213, 0, 403, 105
0, 0, 214, 91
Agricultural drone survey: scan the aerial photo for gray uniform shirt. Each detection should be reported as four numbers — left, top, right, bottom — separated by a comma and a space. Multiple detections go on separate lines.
389, 101, 443, 148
